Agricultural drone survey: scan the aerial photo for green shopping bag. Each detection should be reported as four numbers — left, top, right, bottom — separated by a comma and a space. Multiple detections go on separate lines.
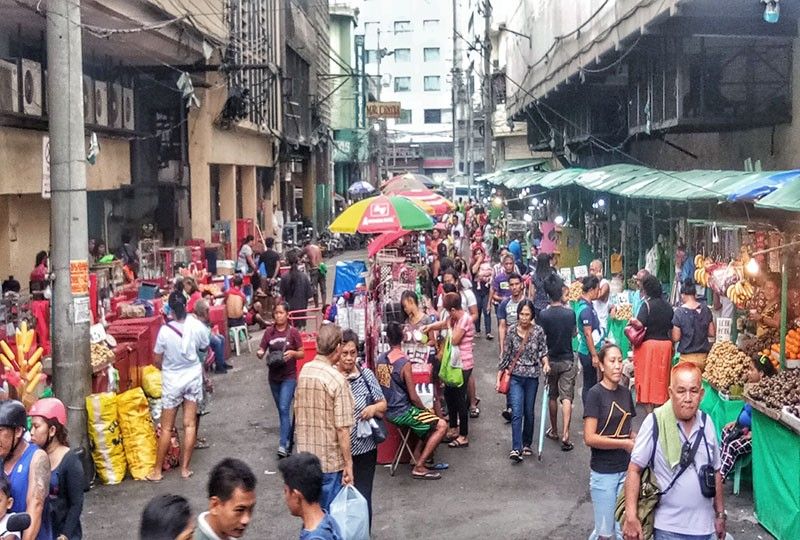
438, 335, 464, 387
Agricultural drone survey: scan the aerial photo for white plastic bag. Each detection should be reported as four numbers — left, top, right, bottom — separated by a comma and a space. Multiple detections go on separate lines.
356, 419, 372, 439
330, 485, 369, 540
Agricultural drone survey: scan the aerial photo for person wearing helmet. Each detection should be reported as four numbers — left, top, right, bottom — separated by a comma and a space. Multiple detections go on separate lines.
0, 400, 52, 540
29, 398, 84, 540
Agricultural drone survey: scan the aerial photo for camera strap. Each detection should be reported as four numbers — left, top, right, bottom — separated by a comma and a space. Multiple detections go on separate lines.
661, 413, 707, 496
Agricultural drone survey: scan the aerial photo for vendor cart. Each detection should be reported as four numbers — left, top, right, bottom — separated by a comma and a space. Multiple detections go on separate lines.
289, 307, 322, 374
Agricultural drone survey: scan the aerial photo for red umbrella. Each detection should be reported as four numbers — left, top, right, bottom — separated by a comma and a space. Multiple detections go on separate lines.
368, 230, 412, 257
382, 173, 435, 193
396, 190, 456, 216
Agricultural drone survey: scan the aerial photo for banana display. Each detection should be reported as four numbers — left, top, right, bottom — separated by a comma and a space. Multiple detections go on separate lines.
726, 280, 755, 307
0, 320, 46, 407
693, 254, 712, 288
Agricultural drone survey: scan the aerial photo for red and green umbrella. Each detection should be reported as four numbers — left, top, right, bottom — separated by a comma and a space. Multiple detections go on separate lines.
329, 195, 434, 234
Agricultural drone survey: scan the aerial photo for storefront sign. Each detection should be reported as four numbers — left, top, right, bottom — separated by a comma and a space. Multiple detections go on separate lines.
367, 101, 401, 118
574, 265, 588, 279
42, 135, 50, 199
69, 260, 89, 295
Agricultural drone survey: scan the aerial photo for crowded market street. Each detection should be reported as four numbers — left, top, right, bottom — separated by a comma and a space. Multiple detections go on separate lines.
77, 252, 767, 540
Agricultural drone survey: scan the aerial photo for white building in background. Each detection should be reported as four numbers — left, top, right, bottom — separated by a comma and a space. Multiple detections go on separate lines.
355, 0, 455, 179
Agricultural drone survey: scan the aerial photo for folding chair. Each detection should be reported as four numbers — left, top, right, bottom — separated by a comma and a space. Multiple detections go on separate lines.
389, 425, 417, 476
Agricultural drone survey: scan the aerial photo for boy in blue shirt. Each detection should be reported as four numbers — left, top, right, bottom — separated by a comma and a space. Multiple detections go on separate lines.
279, 453, 343, 540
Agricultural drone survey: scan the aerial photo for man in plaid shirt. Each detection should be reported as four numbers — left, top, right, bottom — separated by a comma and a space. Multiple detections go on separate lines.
294, 324, 355, 511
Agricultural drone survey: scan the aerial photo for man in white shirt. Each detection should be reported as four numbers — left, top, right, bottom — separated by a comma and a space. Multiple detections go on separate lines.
590, 259, 611, 332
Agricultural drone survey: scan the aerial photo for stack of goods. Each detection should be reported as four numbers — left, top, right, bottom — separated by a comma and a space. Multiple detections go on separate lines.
141, 365, 163, 422
612, 303, 633, 321
747, 368, 800, 416
567, 281, 583, 302
704, 341, 750, 393
0, 322, 45, 407
90, 342, 116, 371
116, 387, 157, 480
740, 328, 780, 358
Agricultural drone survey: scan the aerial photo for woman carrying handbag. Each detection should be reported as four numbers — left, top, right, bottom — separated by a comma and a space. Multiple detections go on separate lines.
496, 299, 550, 463
632, 275, 674, 413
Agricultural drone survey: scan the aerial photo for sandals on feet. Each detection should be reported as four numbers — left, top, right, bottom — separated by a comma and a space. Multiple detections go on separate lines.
448, 439, 469, 448
412, 471, 442, 480
561, 440, 575, 452
509, 450, 523, 463
522, 447, 533, 456
469, 407, 480, 418
545, 428, 560, 441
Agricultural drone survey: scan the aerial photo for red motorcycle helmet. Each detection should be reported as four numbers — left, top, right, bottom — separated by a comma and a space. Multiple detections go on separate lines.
28, 397, 67, 427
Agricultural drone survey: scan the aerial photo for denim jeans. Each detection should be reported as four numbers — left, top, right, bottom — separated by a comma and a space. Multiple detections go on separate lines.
474, 287, 491, 333
653, 531, 715, 540
508, 375, 538, 451
320, 471, 343, 512
579, 352, 598, 405
589, 470, 626, 540
269, 379, 297, 449
210, 334, 226, 372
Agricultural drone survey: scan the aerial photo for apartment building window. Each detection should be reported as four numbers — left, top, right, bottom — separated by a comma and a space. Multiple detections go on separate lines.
423, 48, 440, 62
364, 22, 378, 34
394, 48, 411, 62
366, 50, 379, 64
394, 77, 411, 92
397, 109, 412, 124
424, 109, 441, 123
423, 19, 439, 31
424, 76, 441, 91
394, 20, 411, 33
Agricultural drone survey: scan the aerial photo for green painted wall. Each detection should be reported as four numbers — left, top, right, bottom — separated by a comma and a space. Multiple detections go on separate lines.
329, 14, 357, 131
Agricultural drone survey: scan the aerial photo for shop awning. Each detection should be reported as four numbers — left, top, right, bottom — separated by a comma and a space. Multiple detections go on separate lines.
499, 164, 800, 203
755, 177, 800, 211
476, 159, 549, 185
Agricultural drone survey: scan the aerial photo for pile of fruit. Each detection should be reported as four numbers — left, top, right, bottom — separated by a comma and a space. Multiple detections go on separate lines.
90, 342, 116, 370
693, 255, 714, 288
613, 303, 633, 321
747, 368, 800, 410
740, 328, 779, 358
567, 281, 583, 302
704, 341, 751, 390
726, 280, 755, 308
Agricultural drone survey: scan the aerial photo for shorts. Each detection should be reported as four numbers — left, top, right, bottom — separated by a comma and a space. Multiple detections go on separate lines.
161, 367, 203, 410
547, 358, 578, 403
390, 406, 440, 438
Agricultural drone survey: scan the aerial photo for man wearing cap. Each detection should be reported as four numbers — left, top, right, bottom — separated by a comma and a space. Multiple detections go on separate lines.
0, 400, 51, 540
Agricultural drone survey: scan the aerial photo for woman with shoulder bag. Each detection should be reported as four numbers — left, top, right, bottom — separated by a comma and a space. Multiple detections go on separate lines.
256, 302, 303, 458
672, 279, 715, 371
633, 276, 674, 413
496, 299, 550, 463
337, 330, 387, 531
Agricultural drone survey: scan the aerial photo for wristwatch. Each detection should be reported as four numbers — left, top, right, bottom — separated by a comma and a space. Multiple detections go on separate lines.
715, 511, 727, 520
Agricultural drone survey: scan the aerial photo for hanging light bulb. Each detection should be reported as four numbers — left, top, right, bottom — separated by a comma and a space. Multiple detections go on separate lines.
598, 198, 606, 207
532, 197, 540, 206
493, 196, 503, 207
746, 257, 760, 275
764, 0, 780, 23
554, 215, 565, 226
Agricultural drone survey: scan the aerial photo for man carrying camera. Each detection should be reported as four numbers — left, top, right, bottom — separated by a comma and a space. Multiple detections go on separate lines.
622, 362, 726, 540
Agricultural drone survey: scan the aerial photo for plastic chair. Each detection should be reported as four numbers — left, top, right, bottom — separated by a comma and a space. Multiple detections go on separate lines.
389, 426, 416, 476
229, 325, 252, 356
732, 453, 752, 495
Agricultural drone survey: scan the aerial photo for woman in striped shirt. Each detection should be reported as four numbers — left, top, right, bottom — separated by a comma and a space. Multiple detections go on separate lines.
337, 329, 387, 530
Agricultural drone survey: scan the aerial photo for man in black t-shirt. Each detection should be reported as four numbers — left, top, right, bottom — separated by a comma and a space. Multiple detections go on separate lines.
258, 237, 282, 317
537, 274, 579, 450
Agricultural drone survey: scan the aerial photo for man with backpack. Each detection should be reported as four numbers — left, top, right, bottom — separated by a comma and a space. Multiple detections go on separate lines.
622, 362, 726, 540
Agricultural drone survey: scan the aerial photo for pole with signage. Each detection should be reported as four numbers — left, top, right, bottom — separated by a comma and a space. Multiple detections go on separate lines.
47, 0, 92, 452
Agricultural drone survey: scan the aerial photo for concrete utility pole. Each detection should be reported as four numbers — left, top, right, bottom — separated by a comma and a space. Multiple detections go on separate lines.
467, 65, 474, 190
483, 0, 493, 173
452, 0, 461, 179
47, 0, 91, 450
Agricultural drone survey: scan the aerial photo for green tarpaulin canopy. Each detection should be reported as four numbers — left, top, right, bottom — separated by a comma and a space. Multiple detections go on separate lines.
756, 177, 800, 211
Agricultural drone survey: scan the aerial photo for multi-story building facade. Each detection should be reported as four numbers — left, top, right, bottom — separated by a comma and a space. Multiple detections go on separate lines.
504, 1, 800, 173
0, 1, 321, 282
356, 0, 455, 180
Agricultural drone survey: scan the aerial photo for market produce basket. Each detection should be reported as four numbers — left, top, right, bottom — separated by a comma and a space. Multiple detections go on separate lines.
289, 308, 323, 374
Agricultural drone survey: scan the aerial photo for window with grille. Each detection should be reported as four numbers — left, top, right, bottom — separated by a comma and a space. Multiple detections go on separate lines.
394, 77, 411, 92
394, 49, 411, 62
394, 20, 411, 33
366, 50, 379, 64
424, 76, 441, 91
423, 19, 439, 31
424, 48, 440, 62
424, 109, 441, 123
397, 109, 412, 124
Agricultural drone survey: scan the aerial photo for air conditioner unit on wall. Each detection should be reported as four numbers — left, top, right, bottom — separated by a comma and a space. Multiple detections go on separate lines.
108, 82, 122, 129
19, 59, 42, 116
94, 80, 108, 126
0, 59, 19, 113
122, 85, 134, 130
82, 76, 95, 124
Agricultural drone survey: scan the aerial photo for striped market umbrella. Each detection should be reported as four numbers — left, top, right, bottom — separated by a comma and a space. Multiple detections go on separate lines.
395, 189, 456, 216
382, 173, 436, 192
329, 195, 434, 234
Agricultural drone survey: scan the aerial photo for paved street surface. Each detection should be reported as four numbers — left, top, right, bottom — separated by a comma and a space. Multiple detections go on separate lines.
83, 251, 773, 539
